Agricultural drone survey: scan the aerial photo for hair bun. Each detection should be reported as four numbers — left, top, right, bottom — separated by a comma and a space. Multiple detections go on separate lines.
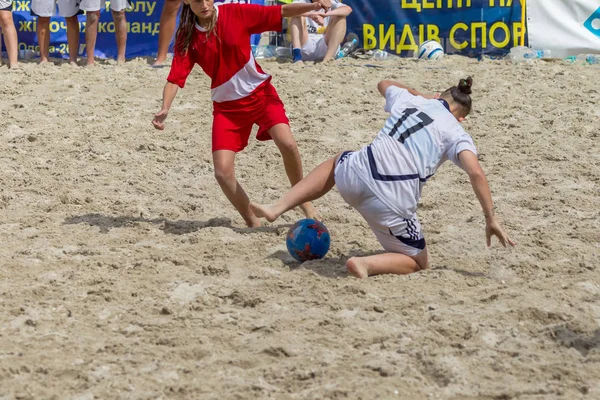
458, 76, 473, 95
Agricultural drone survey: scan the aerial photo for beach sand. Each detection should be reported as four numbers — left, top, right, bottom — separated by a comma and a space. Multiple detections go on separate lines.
0, 56, 598, 399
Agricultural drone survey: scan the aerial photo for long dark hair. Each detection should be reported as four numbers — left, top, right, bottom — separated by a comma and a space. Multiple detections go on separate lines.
175, 4, 218, 55
442, 76, 473, 116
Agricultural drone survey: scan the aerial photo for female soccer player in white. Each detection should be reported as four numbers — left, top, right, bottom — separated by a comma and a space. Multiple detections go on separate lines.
152, 0, 325, 227
251, 77, 515, 278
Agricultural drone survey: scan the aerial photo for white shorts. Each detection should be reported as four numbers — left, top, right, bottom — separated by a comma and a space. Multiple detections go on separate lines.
301, 35, 340, 62
0, 0, 12, 11
334, 151, 426, 257
31, 0, 80, 17
80, 0, 130, 12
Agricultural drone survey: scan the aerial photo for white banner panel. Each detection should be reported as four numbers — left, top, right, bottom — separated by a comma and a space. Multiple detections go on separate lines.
527, 0, 600, 58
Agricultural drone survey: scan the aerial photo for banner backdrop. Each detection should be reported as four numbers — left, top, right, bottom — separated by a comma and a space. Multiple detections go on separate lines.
342, 0, 525, 57
9, 0, 263, 59
527, 0, 600, 58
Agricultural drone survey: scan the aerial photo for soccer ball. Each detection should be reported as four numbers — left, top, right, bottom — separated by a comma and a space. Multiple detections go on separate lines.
286, 219, 331, 262
417, 40, 445, 60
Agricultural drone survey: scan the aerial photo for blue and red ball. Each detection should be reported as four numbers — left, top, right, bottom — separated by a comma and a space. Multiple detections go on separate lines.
286, 218, 331, 262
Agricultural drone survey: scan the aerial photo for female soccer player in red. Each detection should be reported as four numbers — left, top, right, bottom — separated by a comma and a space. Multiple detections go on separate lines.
153, 0, 325, 227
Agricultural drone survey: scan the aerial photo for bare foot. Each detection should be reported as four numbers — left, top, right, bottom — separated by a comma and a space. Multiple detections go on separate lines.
152, 58, 166, 66
249, 203, 279, 223
245, 216, 261, 228
117, 58, 125, 66
39, 59, 49, 65
9, 63, 19, 69
346, 257, 369, 279
69, 60, 78, 67
299, 202, 319, 221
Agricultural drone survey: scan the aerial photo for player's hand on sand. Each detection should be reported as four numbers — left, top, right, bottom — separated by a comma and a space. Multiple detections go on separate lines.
485, 216, 516, 248
152, 109, 168, 130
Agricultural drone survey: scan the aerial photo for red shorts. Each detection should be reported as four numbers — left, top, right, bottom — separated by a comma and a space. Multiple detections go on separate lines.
212, 81, 290, 153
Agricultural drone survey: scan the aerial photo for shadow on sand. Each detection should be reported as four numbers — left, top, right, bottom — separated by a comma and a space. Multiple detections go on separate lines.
63, 213, 291, 235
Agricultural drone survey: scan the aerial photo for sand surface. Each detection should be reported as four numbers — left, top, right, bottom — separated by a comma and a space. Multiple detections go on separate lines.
0, 55, 599, 399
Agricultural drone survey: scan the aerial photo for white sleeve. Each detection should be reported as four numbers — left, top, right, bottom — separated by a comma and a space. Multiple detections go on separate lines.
447, 131, 477, 170
384, 86, 411, 113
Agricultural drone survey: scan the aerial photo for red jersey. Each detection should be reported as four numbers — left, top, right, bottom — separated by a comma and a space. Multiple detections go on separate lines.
167, 4, 282, 104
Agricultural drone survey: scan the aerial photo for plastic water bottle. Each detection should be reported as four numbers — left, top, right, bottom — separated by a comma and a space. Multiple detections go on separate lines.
372, 49, 398, 61
253, 45, 275, 60
275, 46, 292, 62
508, 46, 536, 63
575, 54, 600, 64
336, 33, 359, 59
18, 49, 37, 60
508, 46, 552, 63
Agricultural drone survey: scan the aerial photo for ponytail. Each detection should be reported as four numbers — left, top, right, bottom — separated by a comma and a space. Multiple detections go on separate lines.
442, 76, 473, 117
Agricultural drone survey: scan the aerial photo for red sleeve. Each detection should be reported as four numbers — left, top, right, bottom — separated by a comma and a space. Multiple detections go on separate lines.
236, 4, 283, 35
167, 47, 195, 89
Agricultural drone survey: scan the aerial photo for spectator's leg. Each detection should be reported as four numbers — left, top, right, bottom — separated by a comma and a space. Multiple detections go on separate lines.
290, 16, 308, 63
152, 0, 182, 66
0, 11, 19, 68
85, 10, 99, 66
323, 16, 347, 62
37, 16, 51, 63
112, 9, 126, 64
65, 15, 79, 65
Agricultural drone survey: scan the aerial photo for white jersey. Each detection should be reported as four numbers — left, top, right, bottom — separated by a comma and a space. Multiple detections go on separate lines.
292, 0, 346, 36
350, 86, 477, 218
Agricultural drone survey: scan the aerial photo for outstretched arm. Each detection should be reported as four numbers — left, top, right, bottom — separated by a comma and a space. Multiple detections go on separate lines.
282, 1, 329, 17
458, 150, 515, 248
377, 80, 439, 99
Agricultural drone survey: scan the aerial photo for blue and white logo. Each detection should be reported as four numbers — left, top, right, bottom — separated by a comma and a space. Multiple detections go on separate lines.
583, 7, 600, 39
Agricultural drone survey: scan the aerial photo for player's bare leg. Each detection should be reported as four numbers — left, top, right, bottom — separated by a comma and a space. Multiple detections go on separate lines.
112, 10, 127, 64
213, 150, 261, 228
152, 0, 182, 66
323, 16, 346, 62
0, 11, 19, 68
269, 123, 319, 220
65, 16, 79, 66
37, 17, 51, 64
85, 11, 100, 66
346, 248, 430, 279
289, 16, 308, 64
250, 154, 339, 222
